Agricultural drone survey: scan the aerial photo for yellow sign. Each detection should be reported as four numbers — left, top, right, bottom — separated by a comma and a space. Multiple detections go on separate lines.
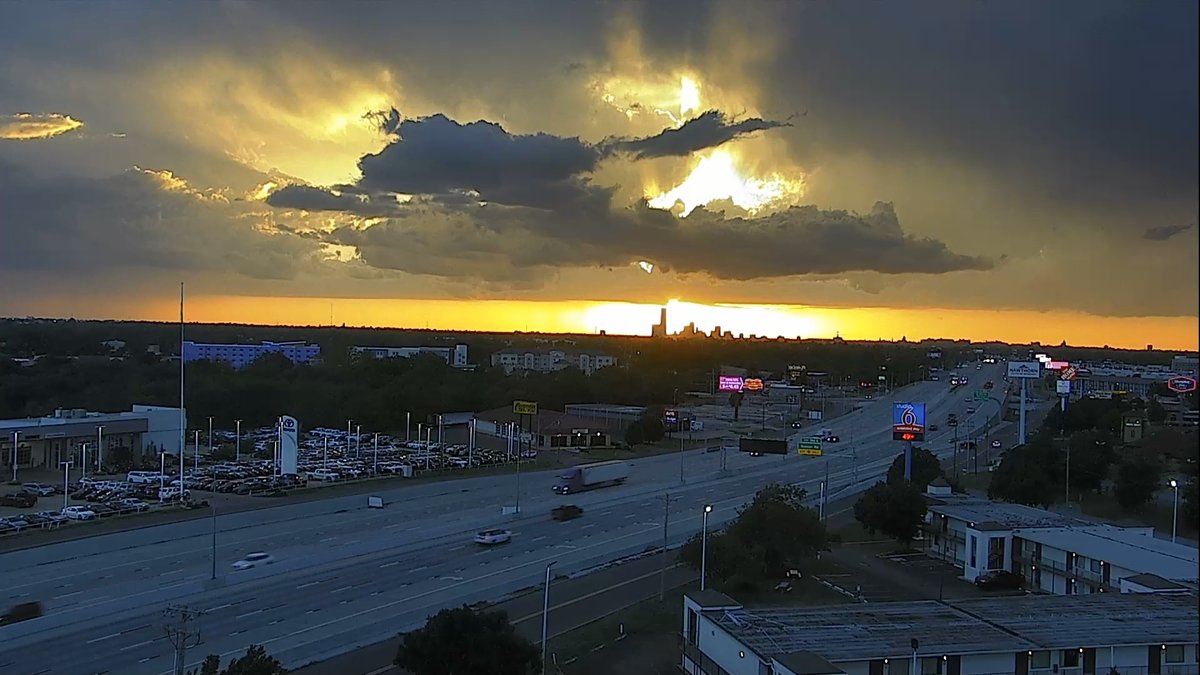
512, 400, 538, 415
798, 448, 823, 457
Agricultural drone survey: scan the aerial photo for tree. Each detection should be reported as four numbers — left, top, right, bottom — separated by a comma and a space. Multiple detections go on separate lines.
1147, 398, 1167, 423
989, 440, 1063, 507
854, 480, 928, 548
189, 645, 286, 675
1114, 454, 1162, 512
679, 484, 829, 585
885, 447, 942, 489
1065, 432, 1115, 496
395, 606, 540, 675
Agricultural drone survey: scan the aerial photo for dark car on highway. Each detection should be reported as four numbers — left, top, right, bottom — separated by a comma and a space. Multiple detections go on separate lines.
0, 602, 43, 626
975, 570, 1023, 591
551, 504, 583, 521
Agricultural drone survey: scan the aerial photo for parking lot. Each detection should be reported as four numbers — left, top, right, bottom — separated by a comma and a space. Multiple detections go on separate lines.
821, 542, 1024, 603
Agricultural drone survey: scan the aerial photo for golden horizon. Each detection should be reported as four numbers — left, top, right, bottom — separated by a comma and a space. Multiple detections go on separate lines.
4, 294, 1196, 352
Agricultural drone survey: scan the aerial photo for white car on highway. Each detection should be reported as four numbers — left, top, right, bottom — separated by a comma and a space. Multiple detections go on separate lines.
474, 529, 512, 546
231, 552, 274, 570
61, 506, 97, 520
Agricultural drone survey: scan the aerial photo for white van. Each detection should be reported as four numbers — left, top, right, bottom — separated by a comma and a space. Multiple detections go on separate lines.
127, 471, 163, 484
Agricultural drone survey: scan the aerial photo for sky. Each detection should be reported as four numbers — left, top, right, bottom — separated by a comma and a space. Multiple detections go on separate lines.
0, 1, 1197, 349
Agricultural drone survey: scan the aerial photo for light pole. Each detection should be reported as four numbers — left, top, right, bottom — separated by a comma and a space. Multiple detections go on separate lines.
1170, 479, 1179, 543
193, 430, 200, 474
207, 416, 213, 457
234, 419, 242, 463
406, 412, 411, 442
356, 424, 362, 459
9, 430, 17, 483
700, 504, 713, 591
541, 561, 557, 675
159, 453, 166, 503
346, 419, 353, 455
80, 442, 89, 482
323, 437, 329, 470
438, 414, 444, 449
60, 460, 73, 511
373, 433, 379, 475
97, 426, 104, 474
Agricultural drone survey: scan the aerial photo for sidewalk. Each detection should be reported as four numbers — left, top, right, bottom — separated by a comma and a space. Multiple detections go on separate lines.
292, 552, 696, 675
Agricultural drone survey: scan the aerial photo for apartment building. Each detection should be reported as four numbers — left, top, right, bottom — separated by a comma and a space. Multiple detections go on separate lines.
922, 488, 1198, 595
181, 340, 320, 369
490, 348, 616, 375
682, 590, 1198, 675
350, 343, 469, 367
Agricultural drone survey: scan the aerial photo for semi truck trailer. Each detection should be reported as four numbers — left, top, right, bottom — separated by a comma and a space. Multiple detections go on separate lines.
552, 461, 630, 494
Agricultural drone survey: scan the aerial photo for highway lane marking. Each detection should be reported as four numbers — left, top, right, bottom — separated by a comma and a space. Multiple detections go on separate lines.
296, 580, 324, 589
411, 565, 428, 572
53, 590, 83, 599
581, 524, 594, 529
555, 545, 578, 550
440, 576, 463, 581
379, 561, 400, 568
319, 537, 335, 543
119, 639, 155, 652
138, 657, 157, 663
531, 536, 547, 542
449, 545, 465, 551
236, 609, 263, 619
331, 585, 355, 593
159, 568, 186, 577
209, 603, 233, 611
87, 632, 122, 643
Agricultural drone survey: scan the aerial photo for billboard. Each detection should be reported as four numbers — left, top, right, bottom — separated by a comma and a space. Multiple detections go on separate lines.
512, 400, 539, 415
280, 415, 299, 475
1007, 361, 1042, 379
718, 376, 745, 392
787, 365, 807, 385
739, 437, 787, 455
891, 403, 926, 442
743, 378, 765, 392
1167, 376, 1198, 393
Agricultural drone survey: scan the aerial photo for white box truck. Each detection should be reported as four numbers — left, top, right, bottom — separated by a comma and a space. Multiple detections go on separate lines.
553, 461, 630, 494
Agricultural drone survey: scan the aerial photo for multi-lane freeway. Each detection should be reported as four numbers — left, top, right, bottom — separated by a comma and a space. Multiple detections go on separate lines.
0, 365, 1010, 675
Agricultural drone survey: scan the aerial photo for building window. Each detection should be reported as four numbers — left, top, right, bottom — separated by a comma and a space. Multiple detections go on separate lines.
887, 660, 911, 675
920, 656, 943, 674
1062, 649, 1080, 668
1089, 559, 1101, 573
1030, 651, 1051, 669
1165, 645, 1184, 663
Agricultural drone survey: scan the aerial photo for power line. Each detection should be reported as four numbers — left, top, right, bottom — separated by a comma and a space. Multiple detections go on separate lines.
163, 604, 206, 675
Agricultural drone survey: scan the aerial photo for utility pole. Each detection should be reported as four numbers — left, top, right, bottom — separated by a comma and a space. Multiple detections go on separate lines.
163, 604, 205, 675
659, 493, 672, 600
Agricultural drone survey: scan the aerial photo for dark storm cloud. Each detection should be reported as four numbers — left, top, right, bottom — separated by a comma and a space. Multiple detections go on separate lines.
604, 110, 792, 159
356, 112, 610, 212
266, 184, 400, 216
321, 198, 990, 285
0, 160, 322, 281
1143, 223, 1194, 241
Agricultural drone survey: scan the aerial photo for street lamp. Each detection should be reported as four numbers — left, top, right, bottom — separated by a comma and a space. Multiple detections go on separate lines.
9, 430, 17, 483
406, 412, 411, 443
1169, 479, 1179, 543
541, 561, 557, 674
373, 432, 379, 475
97, 426, 104, 475
356, 424, 362, 459
207, 416, 213, 456
60, 460, 74, 511
234, 419, 242, 463
80, 442, 89, 482
700, 504, 713, 591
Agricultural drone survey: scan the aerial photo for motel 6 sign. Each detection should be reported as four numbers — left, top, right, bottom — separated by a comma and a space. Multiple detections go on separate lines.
1167, 376, 1198, 394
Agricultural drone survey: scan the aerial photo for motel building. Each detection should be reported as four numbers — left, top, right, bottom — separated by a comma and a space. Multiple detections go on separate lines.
682, 590, 1197, 675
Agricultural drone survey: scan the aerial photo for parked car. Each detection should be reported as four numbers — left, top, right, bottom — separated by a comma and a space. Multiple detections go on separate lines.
62, 506, 97, 520
36, 511, 68, 524
231, 552, 274, 570
551, 504, 583, 521
991, 439, 1002, 449
975, 570, 1023, 591
474, 529, 512, 545
21, 483, 56, 496
308, 469, 340, 481
0, 493, 37, 508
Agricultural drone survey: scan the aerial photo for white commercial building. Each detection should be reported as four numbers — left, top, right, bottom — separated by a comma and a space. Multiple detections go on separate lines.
682, 590, 1198, 675
923, 489, 1198, 595
490, 348, 616, 375
350, 343, 469, 367
0, 405, 187, 472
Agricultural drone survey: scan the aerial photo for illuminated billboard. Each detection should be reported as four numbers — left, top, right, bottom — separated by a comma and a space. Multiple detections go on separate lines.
718, 376, 745, 392
743, 378, 764, 392
892, 402, 926, 442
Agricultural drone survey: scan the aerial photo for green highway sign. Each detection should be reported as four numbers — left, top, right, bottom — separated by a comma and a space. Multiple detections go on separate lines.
973, 390, 989, 402
797, 438, 823, 456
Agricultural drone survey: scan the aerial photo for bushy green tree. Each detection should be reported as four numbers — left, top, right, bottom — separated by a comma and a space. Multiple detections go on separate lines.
1114, 454, 1162, 512
190, 645, 286, 675
989, 439, 1063, 507
395, 606, 539, 675
885, 447, 942, 489
854, 480, 928, 548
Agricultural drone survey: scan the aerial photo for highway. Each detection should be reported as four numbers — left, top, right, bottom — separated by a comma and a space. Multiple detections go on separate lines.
0, 364, 1009, 675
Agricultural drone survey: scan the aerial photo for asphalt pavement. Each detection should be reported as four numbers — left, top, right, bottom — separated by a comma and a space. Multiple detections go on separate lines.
0, 364, 1008, 675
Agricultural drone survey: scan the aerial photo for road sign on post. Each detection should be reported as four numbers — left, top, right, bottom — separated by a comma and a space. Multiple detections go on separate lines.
1167, 376, 1198, 394
1060, 366, 1078, 381
512, 400, 538, 415
1007, 361, 1042, 379
797, 439, 822, 456
1056, 379, 1072, 395
892, 403, 926, 442
973, 390, 989, 402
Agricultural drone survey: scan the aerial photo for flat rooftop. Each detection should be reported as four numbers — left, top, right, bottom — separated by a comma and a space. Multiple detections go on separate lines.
1015, 526, 1199, 582
707, 594, 1198, 662
928, 497, 1087, 529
